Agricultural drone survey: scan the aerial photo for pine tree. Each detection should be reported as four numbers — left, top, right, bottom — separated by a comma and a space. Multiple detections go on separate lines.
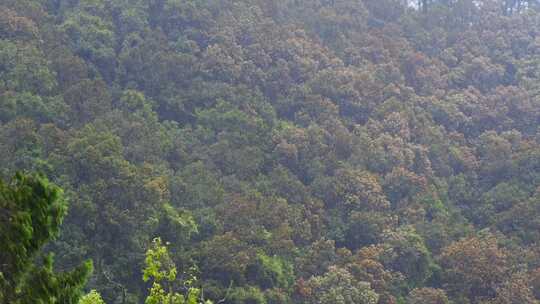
0, 173, 92, 304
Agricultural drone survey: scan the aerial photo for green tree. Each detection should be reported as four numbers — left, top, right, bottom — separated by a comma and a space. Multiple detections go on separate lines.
79, 290, 106, 304
298, 266, 379, 304
143, 237, 211, 304
0, 173, 92, 303
382, 226, 435, 288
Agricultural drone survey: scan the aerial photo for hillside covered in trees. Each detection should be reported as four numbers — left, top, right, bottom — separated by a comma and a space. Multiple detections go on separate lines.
1, 0, 540, 303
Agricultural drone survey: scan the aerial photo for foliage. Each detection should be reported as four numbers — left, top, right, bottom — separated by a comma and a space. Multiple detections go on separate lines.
2, 0, 540, 303
0, 173, 92, 303
143, 237, 212, 304
298, 266, 379, 304
79, 290, 106, 304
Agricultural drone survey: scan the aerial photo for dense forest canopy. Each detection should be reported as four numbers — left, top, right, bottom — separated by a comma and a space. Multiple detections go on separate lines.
1, 0, 540, 303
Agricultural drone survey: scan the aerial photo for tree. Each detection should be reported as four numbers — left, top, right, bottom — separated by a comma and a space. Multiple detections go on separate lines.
346, 244, 406, 304
62, 79, 112, 126
381, 226, 434, 288
79, 290, 106, 304
0, 40, 56, 95
481, 272, 539, 304
439, 234, 510, 302
143, 237, 212, 304
60, 10, 116, 80
407, 288, 450, 304
0, 173, 92, 303
246, 253, 294, 290
297, 266, 379, 304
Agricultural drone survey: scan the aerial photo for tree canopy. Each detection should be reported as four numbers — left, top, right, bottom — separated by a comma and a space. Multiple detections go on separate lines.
1, 0, 540, 303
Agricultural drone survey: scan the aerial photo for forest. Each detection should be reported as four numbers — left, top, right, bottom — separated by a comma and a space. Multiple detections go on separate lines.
1, 0, 540, 303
